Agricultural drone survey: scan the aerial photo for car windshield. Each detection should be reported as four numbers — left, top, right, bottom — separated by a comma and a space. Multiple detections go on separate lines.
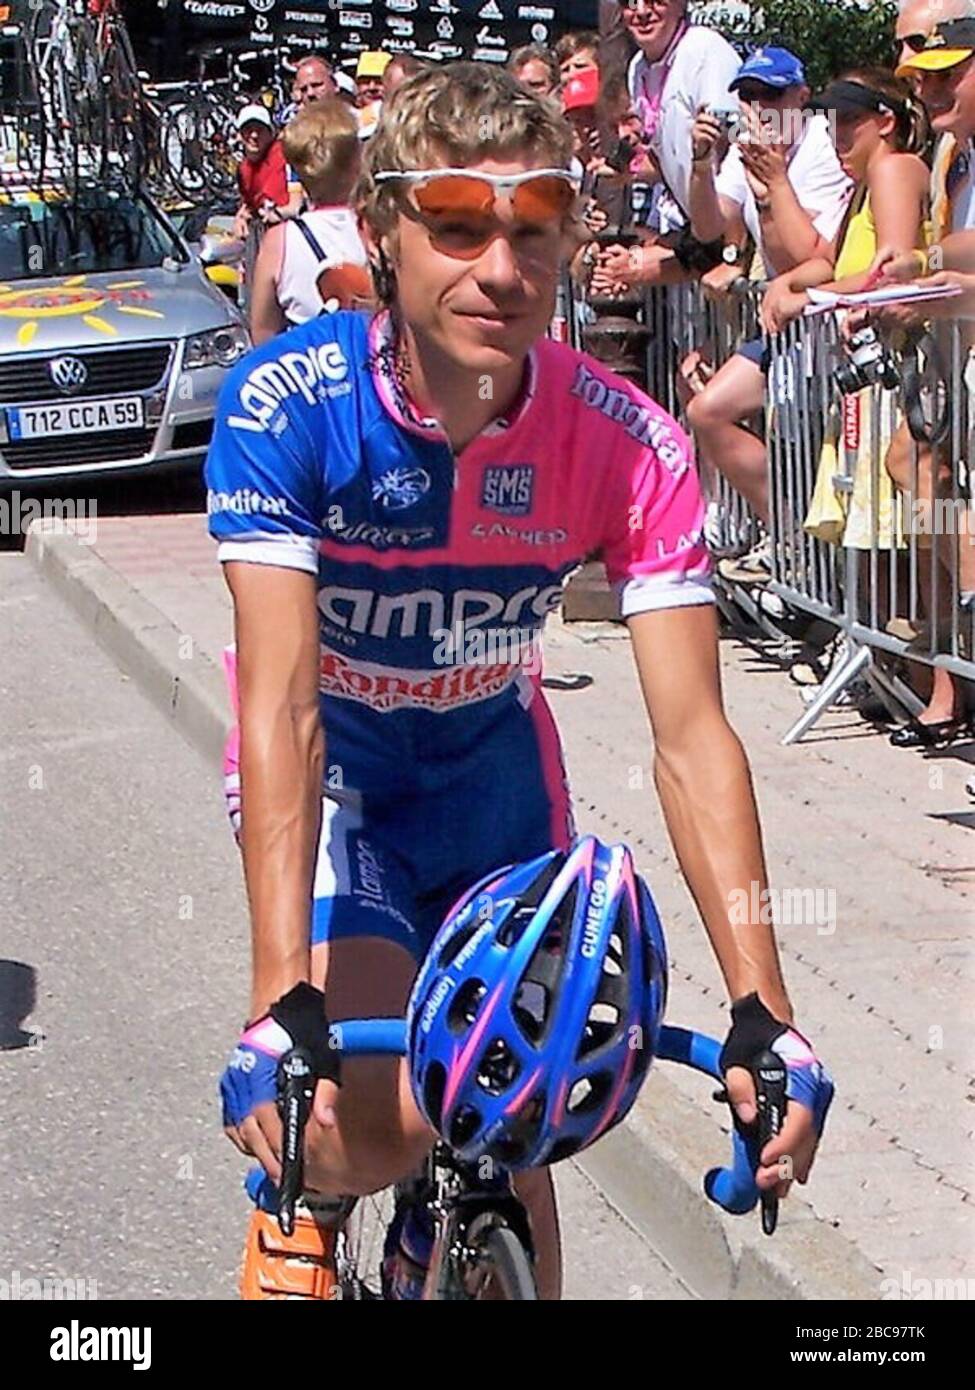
0, 192, 187, 282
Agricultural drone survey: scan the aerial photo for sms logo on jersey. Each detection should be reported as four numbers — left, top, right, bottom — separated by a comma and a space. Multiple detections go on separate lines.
481, 465, 534, 517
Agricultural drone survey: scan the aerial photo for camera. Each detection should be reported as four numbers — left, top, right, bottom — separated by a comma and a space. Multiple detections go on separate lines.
606, 135, 637, 173
832, 327, 901, 394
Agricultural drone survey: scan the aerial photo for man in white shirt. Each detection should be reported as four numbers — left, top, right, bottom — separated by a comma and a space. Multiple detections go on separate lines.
623, 0, 741, 235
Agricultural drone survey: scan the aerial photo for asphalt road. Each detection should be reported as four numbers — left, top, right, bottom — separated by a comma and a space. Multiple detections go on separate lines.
0, 552, 689, 1301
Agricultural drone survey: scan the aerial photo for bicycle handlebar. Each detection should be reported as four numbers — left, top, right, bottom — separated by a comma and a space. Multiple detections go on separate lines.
319, 1019, 763, 1218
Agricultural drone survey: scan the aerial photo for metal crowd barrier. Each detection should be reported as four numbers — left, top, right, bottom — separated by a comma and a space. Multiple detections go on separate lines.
765, 312, 974, 743
568, 261, 974, 744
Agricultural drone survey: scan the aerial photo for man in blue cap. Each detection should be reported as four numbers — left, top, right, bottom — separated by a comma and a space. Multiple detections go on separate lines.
675, 46, 852, 578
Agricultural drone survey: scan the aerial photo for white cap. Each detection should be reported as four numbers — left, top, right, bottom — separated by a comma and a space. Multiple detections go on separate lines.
334, 70, 357, 96
236, 103, 274, 132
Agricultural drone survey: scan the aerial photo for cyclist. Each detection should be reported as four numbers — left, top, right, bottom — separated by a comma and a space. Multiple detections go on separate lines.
207, 63, 832, 1301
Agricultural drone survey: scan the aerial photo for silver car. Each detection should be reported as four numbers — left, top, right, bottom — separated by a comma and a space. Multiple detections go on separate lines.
0, 184, 249, 489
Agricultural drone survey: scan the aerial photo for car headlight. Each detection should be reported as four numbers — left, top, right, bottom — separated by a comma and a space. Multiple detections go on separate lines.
184, 323, 250, 370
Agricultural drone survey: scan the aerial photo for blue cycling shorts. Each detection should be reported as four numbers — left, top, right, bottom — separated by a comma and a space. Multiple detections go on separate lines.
224, 655, 574, 964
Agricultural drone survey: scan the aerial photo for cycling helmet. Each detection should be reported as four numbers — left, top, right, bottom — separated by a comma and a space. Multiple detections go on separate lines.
406, 836, 668, 1171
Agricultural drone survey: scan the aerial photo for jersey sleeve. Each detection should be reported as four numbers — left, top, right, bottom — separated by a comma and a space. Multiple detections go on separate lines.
600, 411, 714, 618
205, 356, 325, 574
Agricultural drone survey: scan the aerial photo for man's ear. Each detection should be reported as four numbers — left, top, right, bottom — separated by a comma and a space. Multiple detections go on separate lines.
357, 214, 398, 303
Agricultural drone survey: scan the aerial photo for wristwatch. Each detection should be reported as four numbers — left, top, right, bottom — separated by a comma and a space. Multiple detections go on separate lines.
722, 244, 744, 265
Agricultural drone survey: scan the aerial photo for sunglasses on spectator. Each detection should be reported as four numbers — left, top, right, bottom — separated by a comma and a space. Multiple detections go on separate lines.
899, 33, 929, 53
736, 81, 789, 103
621, 1, 675, 12
373, 168, 579, 259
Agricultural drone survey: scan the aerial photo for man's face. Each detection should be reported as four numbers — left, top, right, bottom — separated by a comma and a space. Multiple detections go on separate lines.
292, 61, 334, 107
516, 58, 555, 98
737, 82, 808, 144
357, 75, 385, 106
918, 55, 975, 137
241, 122, 273, 161
559, 48, 598, 86
896, 0, 968, 71
621, 0, 686, 62
379, 157, 567, 378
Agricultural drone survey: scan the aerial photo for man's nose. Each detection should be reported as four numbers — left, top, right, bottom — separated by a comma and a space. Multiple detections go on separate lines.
474, 227, 523, 290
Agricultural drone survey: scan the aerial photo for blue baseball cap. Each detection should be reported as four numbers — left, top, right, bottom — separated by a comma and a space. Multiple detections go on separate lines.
729, 46, 807, 93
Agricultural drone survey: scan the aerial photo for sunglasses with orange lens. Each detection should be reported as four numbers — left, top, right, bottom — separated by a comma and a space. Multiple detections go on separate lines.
374, 168, 580, 259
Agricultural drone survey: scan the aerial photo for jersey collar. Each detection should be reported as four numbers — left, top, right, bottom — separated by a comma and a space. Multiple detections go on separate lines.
367, 311, 537, 443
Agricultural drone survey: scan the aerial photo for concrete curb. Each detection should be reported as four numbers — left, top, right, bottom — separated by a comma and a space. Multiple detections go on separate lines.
25, 521, 232, 768
27, 522, 884, 1301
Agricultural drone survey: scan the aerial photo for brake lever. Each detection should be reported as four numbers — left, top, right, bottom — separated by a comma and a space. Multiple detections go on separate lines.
276, 1047, 315, 1237
752, 1049, 787, 1235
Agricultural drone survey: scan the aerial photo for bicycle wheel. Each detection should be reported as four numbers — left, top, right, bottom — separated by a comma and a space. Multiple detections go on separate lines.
431, 1211, 538, 1301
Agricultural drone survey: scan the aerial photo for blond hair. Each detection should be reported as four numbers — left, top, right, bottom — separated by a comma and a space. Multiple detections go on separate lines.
283, 98, 360, 203
358, 62, 575, 241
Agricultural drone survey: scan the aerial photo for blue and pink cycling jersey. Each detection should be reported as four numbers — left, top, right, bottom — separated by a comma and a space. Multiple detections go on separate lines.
205, 310, 713, 961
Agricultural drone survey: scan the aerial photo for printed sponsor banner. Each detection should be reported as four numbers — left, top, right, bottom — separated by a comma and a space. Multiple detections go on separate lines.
122, 0, 598, 72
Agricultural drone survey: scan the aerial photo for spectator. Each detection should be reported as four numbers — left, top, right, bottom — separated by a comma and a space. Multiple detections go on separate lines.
680, 48, 853, 574
355, 50, 393, 141
760, 70, 930, 331
233, 105, 301, 240
384, 54, 426, 99
248, 99, 371, 346
563, 68, 604, 181
623, 0, 741, 240
356, 50, 392, 108
508, 43, 560, 99
896, 0, 970, 77
291, 55, 336, 111
857, 13, 975, 747
555, 31, 600, 86
599, 0, 636, 92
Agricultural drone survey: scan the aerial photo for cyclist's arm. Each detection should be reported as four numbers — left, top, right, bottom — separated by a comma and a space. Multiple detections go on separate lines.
206, 349, 328, 1021
627, 605, 791, 1022
225, 562, 324, 1021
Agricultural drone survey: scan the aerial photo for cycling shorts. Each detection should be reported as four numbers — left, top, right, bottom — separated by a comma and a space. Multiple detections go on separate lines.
222, 647, 573, 963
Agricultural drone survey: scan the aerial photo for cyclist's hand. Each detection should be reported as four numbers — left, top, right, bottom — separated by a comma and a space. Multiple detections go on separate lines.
720, 993, 834, 1201
220, 983, 341, 1181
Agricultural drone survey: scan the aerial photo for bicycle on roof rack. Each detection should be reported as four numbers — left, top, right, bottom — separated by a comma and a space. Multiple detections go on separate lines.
19, 0, 147, 196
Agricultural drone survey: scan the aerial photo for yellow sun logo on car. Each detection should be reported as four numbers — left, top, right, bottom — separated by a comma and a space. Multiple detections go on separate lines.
0, 276, 166, 348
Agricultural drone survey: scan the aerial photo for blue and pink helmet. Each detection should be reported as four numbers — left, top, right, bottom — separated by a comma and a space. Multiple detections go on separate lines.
406, 836, 668, 1171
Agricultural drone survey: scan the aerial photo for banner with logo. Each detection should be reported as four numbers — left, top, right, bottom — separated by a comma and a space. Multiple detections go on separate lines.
131, 1, 598, 69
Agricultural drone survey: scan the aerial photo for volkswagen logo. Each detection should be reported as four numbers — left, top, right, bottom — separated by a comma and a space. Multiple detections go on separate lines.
48, 356, 89, 394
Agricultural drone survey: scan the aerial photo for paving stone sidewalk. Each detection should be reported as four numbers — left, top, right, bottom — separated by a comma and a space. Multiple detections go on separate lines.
36, 511, 975, 1296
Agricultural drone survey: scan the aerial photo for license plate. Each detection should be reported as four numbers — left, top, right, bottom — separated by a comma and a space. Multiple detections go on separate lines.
6, 397, 145, 440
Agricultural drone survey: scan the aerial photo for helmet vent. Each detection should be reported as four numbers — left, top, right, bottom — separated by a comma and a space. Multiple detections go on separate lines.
449, 1103, 483, 1150
578, 1001, 620, 1058
512, 979, 548, 1043
489, 1092, 547, 1168
422, 1060, 447, 1132
476, 1037, 521, 1096
447, 978, 488, 1035
568, 1071, 613, 1114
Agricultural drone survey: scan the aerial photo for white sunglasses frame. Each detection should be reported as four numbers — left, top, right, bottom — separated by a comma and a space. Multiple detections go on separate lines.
373, 167, 582, 197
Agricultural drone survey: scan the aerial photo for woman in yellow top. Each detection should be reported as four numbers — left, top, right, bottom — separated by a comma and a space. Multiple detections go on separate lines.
760, 69, 930, 327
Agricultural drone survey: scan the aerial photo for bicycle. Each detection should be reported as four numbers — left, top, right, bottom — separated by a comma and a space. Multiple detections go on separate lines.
263, 1018, 782, 1301
26, 0, 147, 194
